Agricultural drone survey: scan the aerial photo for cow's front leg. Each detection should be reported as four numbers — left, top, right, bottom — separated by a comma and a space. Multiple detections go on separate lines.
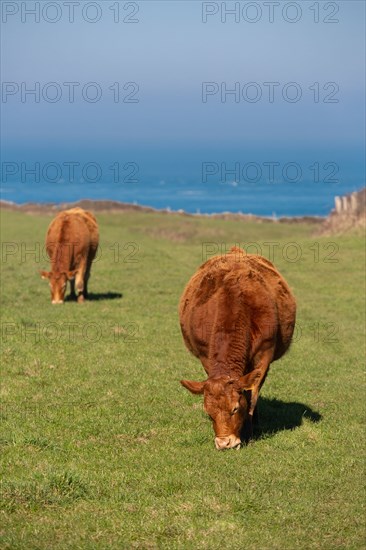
240, 399, 261, 443
240, 400, 258, 442
241, 413, 253, 443
83, 268, 91, 299
69, 278, 77, 300
242, 348, 274, 442
75, 268, 86, 303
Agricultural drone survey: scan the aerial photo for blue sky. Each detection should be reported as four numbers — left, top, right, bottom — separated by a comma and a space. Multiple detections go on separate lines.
1, 1, 365, 195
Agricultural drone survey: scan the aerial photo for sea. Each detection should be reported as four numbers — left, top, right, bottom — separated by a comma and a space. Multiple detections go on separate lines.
1, 149, 364, 217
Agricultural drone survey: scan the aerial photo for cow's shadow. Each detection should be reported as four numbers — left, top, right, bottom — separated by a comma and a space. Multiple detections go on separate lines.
65, 292, 123, 302
86, 292, 123, 301
252, 397, 322, 440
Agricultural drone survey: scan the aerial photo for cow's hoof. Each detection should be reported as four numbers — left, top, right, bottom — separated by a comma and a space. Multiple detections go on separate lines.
77, 295, 85, 304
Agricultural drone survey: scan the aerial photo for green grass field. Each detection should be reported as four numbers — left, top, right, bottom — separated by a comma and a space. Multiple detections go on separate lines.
1, 209, 365, 549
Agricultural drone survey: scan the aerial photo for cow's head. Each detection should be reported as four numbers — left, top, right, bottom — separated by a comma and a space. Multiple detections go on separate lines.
40, 270, 77, 304
181, 371, 260, 450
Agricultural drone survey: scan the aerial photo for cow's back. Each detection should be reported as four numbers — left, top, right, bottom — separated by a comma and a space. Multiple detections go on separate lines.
67, 208, 99, 252
46, 208, 99, 269
179, 248, 296, 373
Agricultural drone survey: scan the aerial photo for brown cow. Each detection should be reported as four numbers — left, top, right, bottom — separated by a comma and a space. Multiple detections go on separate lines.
40, 208, 99, 304
179, 246, 296, 450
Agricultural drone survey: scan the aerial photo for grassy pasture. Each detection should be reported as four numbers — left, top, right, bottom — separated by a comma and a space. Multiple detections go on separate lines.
0, 209, 365, 549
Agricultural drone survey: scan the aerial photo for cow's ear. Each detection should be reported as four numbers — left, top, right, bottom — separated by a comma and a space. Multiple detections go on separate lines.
40, 270, 50, 279
239, 370, 261, 391
67, 270, 77, 280
180, 379, 205, 395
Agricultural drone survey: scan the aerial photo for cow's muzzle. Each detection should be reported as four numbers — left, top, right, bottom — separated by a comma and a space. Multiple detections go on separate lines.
215, 436, 241, 450
52, 300, 64, 305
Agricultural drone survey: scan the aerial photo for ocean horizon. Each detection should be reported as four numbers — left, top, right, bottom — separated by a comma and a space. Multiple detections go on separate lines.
2, 145, 364, 217
1, 179, 364, 218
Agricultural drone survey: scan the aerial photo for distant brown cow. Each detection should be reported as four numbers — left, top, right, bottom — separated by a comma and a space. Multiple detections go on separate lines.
179, 247, 296, 450
40, 208, 99, 304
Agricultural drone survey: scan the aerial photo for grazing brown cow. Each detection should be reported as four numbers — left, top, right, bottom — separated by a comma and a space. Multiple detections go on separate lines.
40, 208, 99, 304
179, 246, 296, 450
